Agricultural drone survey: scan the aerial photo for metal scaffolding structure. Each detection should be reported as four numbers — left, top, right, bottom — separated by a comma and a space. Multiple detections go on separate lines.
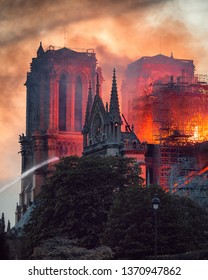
129, 74, 208, 205
129, 73, 208, 144
151, 74, 208, 143
173, 164, 208, 208
157, 141, 195, 190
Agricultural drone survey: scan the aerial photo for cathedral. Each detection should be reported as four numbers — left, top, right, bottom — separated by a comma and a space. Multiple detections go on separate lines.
16, 43, 146, 223
15, 44, 208, 224
16, 43, 103, 222
82, 69, 146, 174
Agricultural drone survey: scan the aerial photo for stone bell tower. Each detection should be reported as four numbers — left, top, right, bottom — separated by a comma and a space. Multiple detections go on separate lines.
17, 43, 102, 222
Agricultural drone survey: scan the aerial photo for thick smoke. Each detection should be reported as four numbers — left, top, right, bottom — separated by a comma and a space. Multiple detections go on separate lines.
0, 0, 174, 46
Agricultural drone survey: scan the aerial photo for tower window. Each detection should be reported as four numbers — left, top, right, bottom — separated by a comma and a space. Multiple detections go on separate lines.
75, 76, 82, 131
59, 75, 67, 131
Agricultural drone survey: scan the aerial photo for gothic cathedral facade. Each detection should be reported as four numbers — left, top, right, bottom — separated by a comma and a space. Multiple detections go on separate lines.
16, 44, 147, 223
17, 43, 103, 222
82, 69, 147, 175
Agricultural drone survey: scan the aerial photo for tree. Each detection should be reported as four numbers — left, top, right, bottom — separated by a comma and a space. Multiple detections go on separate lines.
102, 185, 208, 259
0, 234, 8, 259
30, 237, 113, 260
0, 213, 8, 260
23, 156, 142, 258
23, 155, 207, 260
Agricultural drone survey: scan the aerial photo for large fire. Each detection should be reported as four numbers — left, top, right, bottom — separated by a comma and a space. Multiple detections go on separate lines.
130, 74, 208, 144
121, 54, 208, 144
121, 54, 208, 198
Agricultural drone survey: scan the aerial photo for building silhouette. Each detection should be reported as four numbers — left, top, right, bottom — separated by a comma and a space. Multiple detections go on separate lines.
82, 69, 146, 176
16, 47, 208, 223
17, 43, 103, 222
121, 53, 195, 124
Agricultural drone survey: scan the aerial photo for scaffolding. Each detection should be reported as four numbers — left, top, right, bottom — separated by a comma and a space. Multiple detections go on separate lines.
151, 74, 208, 143
127, 73, 208, 205
129, 73, 208, 144
150, 139, 208, 206
158, 140, 195, 190
173, 164, 208, 208
154, 73, 208, 202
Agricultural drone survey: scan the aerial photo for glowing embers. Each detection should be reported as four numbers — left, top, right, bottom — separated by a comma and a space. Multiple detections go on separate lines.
190, 126, 199, 142
131, 88, 208, 145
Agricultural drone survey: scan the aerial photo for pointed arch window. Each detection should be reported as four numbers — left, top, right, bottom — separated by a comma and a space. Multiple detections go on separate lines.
59, 74, 67, 131
75, 76, 82, 131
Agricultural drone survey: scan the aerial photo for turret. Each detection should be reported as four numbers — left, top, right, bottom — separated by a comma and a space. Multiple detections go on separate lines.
84, 81, 93, 128
82, 81, 93, 148
37, 42, 44, 57
108, 69, 122, 143
0, 212, 5, 234
109, 68, 122, 125
96, 72, 100, 96
15, 203, 21, 224
7, 220, 11, 232
1, 213, 5, 233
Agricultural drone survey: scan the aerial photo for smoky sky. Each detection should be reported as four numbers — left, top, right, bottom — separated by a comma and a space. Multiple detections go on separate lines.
0, 0, 174, 46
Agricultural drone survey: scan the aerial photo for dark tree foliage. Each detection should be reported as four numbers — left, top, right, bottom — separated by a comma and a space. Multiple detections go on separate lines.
23, 155, 208, 260
23, 156, 142, 258
102, 185, 208, 259
0, 233, 8, 260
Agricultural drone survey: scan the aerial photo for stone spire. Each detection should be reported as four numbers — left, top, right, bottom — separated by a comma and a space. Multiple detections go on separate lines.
0, 212, 5, 233
83, 81, 93, 131
7, 220, 11, 232
109, 68, 122, 124
37, 42, 44, 57
96, 72, 100, 96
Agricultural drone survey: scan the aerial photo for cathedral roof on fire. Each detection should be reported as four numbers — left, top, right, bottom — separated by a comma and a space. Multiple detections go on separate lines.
128, 53, 194, 69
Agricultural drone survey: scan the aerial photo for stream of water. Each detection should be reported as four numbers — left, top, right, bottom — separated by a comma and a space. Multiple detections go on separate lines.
0, 157, 59, 194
